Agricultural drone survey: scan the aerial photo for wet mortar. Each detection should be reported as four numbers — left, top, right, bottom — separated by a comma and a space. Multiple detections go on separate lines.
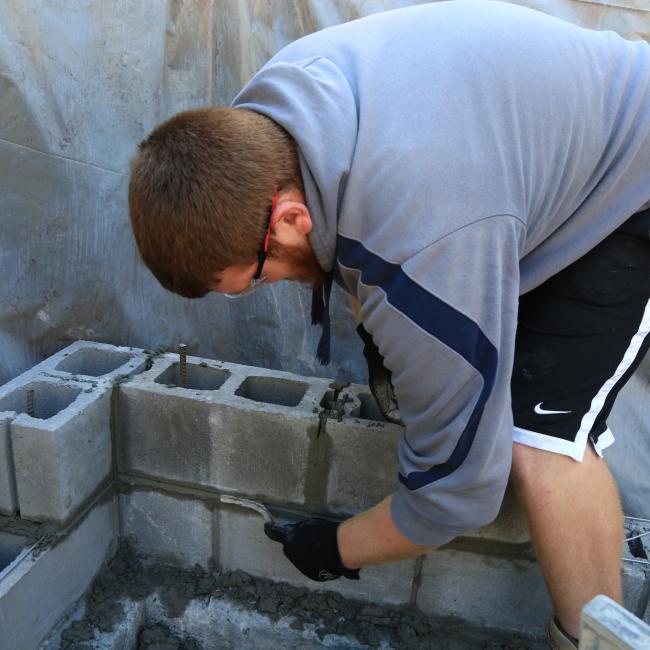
57, 542, 543, 649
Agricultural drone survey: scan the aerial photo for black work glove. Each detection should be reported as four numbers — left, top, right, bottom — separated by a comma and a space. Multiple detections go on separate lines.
265, 518, 360, 582
356, 323, 403, 425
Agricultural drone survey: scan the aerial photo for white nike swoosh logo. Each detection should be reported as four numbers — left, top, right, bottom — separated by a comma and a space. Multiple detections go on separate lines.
534, 402, 572, 415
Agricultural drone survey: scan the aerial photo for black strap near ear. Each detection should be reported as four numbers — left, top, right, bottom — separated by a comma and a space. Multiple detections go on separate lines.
311, 272, 334, 365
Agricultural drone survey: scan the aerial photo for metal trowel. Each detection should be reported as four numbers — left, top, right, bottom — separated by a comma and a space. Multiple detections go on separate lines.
219, 494, 294, 544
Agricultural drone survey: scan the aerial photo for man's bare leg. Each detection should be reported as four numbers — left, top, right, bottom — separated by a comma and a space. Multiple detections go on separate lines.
511, 442, 623, 639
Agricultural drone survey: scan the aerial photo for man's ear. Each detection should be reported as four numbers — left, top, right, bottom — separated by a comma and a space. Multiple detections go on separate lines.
272, 200, 313, 235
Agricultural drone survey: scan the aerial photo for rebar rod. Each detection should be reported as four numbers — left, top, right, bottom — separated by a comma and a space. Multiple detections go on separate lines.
26, 389, 34, 417
179, 343, 188, 388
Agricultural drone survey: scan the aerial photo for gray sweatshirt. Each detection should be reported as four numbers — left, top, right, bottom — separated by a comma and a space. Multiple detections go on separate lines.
233, 1, 650, 545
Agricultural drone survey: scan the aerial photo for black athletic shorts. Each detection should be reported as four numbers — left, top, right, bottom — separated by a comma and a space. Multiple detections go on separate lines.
511, 207, 650, 461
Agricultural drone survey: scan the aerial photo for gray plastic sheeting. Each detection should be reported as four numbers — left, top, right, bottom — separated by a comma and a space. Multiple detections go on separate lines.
1, 0, 408, 386
1, 1, 648, 513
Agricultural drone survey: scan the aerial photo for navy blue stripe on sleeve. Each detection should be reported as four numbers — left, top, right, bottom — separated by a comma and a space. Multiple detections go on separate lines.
337, 235, 498, 491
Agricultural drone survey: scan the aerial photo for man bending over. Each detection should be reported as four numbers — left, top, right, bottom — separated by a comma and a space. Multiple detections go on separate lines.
128, 3, 650, 647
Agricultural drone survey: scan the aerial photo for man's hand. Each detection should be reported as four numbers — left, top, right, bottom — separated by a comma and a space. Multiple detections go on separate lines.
357, 323, 403, 425
266, 518, 360, 582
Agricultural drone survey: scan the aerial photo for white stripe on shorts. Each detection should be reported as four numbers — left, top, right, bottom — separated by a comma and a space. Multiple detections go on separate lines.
573, 298, 650, 460
593, 428, 615, 457
512, 426, 616, 461
513, 426, 584, 460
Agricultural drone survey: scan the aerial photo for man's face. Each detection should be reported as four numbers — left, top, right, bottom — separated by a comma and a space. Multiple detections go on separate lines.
210, 240, 325, 296
209, 192, 325, 296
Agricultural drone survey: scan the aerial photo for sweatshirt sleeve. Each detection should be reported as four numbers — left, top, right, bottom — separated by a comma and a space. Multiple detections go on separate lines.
338, 215, 525, 546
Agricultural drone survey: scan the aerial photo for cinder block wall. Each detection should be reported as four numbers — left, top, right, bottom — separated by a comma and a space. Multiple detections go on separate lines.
1, 341, 648, 636
114, 351, 557, 632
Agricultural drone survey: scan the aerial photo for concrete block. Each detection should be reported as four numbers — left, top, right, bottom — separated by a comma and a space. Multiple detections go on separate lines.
31, 339, 150, 384
623, 561, 650, 619
623, 518, 650, 564
216, 502, 415, 606
0, 497, 118, 650
621, 518, 650, 620
0, 376, 112, 524
120, 488, 214, 569
118, 355, 329, 506
0, 416, 17, 515
323, 415, 401, 515
580, 594, 650, 649
315, 383, 400, 514
416, 547, 552, 634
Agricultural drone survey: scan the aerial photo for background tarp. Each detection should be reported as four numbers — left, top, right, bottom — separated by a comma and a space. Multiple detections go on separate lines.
1, 0, 648, 515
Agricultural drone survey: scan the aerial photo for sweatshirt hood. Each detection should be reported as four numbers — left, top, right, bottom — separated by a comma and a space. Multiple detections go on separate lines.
232, 56, 358, 272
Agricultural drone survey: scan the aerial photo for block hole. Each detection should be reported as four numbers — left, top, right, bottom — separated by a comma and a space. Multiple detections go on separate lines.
154, 363, 230, 390
235, 376, 307, 407
55, 348, 134, 377
0, 531, 30, 574
350, 392, 387, 422
0, 382, 82, 419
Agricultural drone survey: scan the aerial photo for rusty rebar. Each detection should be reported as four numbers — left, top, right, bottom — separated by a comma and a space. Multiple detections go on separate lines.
26, 389, 35, 417
179, 343, 188, 388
